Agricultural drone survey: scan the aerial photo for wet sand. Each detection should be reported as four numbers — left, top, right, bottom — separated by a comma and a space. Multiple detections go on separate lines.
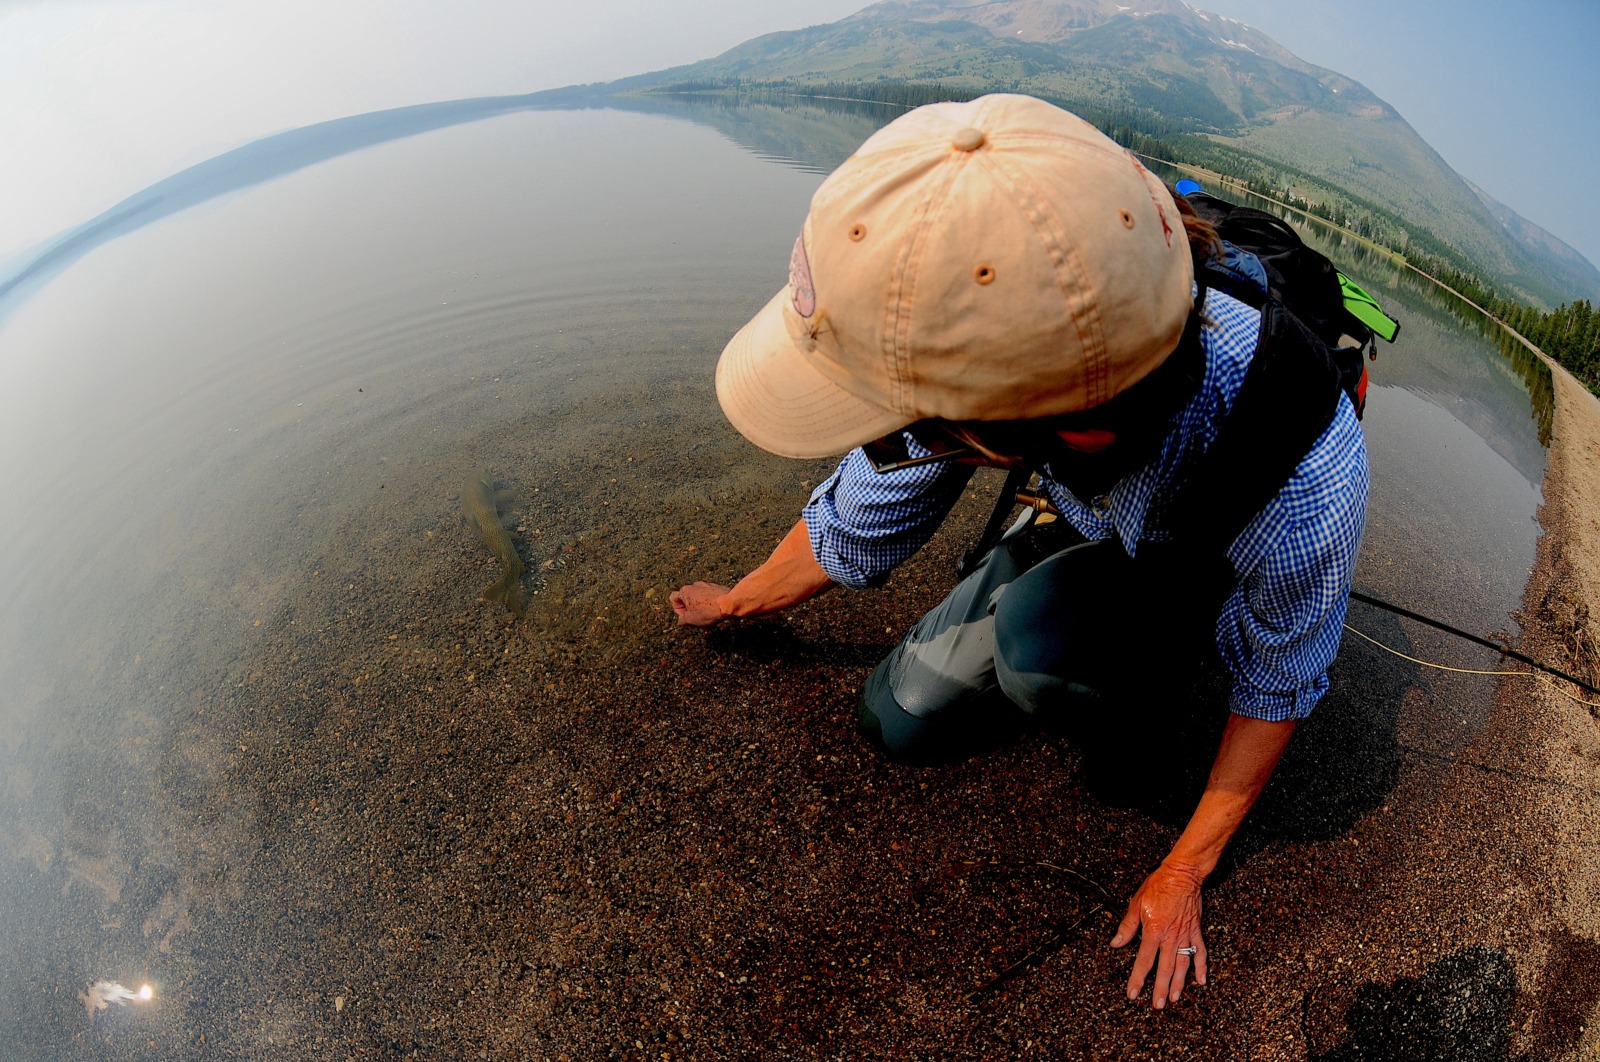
1505, 366, 1600, 1060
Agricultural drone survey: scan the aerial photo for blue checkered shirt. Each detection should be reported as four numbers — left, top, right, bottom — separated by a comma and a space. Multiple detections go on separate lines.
802, 291, 1369, 721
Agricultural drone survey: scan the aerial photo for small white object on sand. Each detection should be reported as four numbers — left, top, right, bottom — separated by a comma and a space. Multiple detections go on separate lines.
80, 980, 152, 1017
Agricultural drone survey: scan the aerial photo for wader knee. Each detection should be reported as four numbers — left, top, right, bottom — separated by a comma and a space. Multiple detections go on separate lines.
853, 514, 1084, 765
856, 654, 1024, 766
856, 658, 942, 765
992, 539, 1128, 722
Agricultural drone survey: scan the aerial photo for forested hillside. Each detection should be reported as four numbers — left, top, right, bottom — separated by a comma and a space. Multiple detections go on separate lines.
597, 0, 1599, 312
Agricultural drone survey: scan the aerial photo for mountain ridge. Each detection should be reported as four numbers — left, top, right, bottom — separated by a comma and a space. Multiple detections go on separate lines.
597, 0, 1598, 307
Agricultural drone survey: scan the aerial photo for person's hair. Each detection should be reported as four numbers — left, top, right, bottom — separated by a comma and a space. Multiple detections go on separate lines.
1172, 189, 1223, 272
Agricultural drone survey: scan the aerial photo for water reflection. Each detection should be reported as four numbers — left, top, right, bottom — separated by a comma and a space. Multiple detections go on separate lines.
1153, 171, 1553, 448
0, 96, 1553, 1056
0, 91, 903, 330
599, 90, 900, 176
0, 94, 564, 321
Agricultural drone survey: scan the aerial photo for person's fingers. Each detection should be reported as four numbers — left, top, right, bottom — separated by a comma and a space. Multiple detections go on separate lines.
671, 584, 720, 624
1111, 903, 1141, 949
1125, 930, 1158, 1000
670, 590, 693, 622
670, 583, 733, 627
1114, 869, 1207, 1006
1151, 938, 1177, 1009
1169, 949, 1190, 1002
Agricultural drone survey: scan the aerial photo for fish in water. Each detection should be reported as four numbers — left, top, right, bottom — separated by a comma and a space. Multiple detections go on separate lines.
463, 468, 526, 617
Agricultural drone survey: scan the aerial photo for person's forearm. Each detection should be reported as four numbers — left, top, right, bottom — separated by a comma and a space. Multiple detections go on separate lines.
718, 518, 834, 618
1163, 714, 1296, 878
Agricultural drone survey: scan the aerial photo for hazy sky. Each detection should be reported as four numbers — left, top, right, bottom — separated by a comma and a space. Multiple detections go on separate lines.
1195, 0, 1600, 277
2, 0, 1597, 280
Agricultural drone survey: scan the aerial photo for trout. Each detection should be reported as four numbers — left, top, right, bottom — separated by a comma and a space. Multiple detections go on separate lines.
463, 468, 526, 617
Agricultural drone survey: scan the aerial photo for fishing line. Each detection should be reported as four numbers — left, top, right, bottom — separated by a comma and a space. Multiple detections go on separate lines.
1342, 623, 1600, 709
1345, 591, 1600, 701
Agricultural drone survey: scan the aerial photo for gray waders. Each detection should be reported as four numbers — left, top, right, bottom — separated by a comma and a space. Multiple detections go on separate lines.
857, 514, 1150, 765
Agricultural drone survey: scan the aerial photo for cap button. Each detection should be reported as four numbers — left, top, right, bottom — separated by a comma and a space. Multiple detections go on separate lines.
950, 127, 986, 152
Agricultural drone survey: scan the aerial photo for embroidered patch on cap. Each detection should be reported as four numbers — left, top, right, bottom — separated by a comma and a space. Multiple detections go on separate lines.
789, 234, 816, 318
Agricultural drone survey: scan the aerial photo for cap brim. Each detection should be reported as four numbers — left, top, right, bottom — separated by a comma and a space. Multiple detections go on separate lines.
716, 290, 908, 459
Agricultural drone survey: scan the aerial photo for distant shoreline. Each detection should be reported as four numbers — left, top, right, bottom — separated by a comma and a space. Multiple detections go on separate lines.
1146, 154, 1563, 377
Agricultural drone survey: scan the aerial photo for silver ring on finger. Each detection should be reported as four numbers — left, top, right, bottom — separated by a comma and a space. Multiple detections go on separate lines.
1176, 946, 1197, 956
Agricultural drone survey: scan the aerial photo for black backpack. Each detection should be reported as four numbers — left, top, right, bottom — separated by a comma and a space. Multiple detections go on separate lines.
1185, 190, 1398, 420
959, 193, 1400, 619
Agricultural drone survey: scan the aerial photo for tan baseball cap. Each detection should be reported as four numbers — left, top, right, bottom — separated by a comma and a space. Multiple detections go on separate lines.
715, 93, 1196, 459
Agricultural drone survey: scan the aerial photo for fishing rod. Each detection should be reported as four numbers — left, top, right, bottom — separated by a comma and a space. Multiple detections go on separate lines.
1347, 590, 1599, 696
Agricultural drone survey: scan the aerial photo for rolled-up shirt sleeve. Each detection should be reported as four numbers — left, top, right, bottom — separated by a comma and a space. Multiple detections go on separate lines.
802, 437, 975, 589
1217, 403, 1369, 721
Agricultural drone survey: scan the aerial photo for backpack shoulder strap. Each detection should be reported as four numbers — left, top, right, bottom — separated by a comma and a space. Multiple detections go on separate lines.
1156, 298, 1346, 588
956, 464, 1035, 579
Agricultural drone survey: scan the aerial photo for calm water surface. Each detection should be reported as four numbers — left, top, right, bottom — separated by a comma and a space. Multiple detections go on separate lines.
0, 98, 1549, 1055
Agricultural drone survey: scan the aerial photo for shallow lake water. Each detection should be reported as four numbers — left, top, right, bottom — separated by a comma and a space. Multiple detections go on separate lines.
0, 96, 1551, 1056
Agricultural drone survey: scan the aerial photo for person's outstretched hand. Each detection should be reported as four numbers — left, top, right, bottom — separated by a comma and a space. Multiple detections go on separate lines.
671, 582, 730, 627
1111, 860, 1207, 1009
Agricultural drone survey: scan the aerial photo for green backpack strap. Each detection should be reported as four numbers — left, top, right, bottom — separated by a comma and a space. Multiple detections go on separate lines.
1337, 271, 1401, 343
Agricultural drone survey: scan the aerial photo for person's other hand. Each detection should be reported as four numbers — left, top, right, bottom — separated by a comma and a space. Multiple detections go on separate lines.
1110, 860, 1207, 1009
670, 582, 730, 627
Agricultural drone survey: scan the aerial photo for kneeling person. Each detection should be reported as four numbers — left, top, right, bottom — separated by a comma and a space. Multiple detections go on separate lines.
672, 94, 1368, 1010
